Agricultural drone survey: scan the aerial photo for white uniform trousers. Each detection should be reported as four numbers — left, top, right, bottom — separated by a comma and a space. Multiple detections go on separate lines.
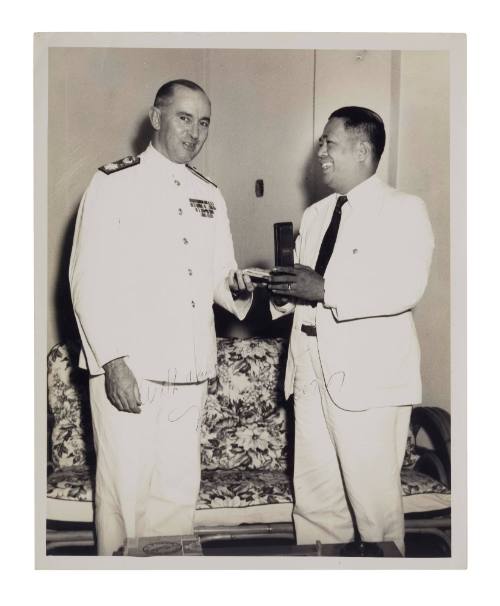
292, 331, 411, 555
89, 375, 207, 555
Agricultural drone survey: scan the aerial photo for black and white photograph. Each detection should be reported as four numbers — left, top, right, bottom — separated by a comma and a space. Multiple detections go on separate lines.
34, 32, 466, 570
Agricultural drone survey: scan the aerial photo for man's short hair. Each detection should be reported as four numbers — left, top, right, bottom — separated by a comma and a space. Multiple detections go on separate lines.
153, 79, 208, 107
329, 106, 386, 165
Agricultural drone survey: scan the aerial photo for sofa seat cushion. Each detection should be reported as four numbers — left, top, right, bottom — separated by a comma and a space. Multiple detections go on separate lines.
401, 468, 451, 514
47, 466, 294, 509
47, 465, 93, 503
46, 463, 450, 520
197, 469, 293, 510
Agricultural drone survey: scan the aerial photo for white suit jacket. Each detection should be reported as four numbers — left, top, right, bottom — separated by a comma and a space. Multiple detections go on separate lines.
272, 175, 434, 411
69, 144, 251, 381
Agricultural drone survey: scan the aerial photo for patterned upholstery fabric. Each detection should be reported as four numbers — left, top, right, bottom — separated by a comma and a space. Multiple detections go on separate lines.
197, 470, 292, 509
47, 339, 449, 514
47, 343, 95, 469
47, 464, 93, 502
403, 434, 419, 469
401, 469, 450, 497
203, 337, 288, 424
46, 462, 450, 505
200, 338, 289, 472
201, 420, 288, 471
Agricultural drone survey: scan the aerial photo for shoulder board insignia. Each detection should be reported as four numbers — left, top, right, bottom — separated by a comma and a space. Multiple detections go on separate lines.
99, 155, 140, 175
186, 164, 218, 188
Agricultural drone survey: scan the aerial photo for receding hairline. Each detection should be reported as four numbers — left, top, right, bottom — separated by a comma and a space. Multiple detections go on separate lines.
153, 80, 211, 108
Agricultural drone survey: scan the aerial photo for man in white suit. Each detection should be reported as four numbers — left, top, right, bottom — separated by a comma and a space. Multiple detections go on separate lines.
269, 106, 434, 555
70, 79, 254, 555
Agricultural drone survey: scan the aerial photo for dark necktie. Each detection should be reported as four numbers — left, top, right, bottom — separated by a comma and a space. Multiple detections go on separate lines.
314, 194, 348, 276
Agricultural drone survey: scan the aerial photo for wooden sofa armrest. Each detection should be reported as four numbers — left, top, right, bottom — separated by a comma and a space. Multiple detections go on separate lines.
410, 406, 451, 488
414, 449, 449, 487
47, 410, 55, 470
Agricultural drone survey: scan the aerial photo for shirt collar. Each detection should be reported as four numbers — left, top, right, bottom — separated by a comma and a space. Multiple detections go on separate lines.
341, 173, 381, 210
142, 142, 187, 174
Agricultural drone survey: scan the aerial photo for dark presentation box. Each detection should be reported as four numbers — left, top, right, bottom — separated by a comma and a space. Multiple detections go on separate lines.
274, 222, 294, 267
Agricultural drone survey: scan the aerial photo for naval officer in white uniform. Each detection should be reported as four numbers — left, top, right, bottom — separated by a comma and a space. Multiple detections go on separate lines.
269, 107, 434, 556
69, 79, 254, 555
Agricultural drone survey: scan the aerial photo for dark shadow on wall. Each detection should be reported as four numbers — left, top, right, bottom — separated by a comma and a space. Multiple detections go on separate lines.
214, 287, 293, 339
53, 205, 81, 352
131, 117, 154, 156
52, 117, 154, 351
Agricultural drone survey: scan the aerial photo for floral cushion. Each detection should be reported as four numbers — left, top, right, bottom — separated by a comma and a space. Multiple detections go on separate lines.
200, 337, 289, 472
203, 387, 240, 430
47, 465, 93, 502
401, 468, 450, 497
48, 339, 414, 474
47, 344, 94, 469
402, 434, 419, 470
208, 337, 288, 425
46, 464, 450, 512
201, 416, 288, 471
47, 339, 449, 516
197, 469, 292, 509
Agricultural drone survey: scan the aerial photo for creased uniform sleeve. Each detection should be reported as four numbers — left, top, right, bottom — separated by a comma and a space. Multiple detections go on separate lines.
69, 173, 129, 372
323, 195, 434, 321
212, 189, 252, 320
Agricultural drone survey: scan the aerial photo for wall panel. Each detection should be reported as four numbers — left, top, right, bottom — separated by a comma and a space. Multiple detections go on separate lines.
397, 51, 450, 411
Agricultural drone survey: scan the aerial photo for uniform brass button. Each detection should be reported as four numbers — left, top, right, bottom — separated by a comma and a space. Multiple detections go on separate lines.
178, 208, 183, 215
183, 237, 188, 245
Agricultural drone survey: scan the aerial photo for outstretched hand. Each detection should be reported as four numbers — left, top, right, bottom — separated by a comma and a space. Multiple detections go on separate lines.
269, 264, 325, 303
228, 268, 255, 299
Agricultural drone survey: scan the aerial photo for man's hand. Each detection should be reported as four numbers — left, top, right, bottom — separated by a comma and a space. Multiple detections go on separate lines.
103, 358, 142, 414
269, 264, 325, 303
228, 268, 255, 299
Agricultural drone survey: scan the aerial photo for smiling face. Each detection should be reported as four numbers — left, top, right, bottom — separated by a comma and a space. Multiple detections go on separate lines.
149, 85, 211, 164
317, 117, 369, 194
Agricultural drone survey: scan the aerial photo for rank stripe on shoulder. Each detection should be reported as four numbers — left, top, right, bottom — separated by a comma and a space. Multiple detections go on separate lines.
186, 164, 218, 188
99, 155, 141, 175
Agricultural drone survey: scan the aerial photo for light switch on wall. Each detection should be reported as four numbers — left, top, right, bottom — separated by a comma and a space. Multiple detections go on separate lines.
255, 179, 264, 197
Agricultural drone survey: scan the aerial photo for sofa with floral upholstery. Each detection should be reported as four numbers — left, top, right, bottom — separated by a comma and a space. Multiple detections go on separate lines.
46, 337, 451, 552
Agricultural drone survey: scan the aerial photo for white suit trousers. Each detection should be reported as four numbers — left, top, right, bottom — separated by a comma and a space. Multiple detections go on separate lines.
292, 331, 411, 555
89, 375, 207, 555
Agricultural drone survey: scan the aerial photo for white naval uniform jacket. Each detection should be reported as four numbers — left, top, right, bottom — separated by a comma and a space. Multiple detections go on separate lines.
69, 144, 251, 382
272, 175, 435, 411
